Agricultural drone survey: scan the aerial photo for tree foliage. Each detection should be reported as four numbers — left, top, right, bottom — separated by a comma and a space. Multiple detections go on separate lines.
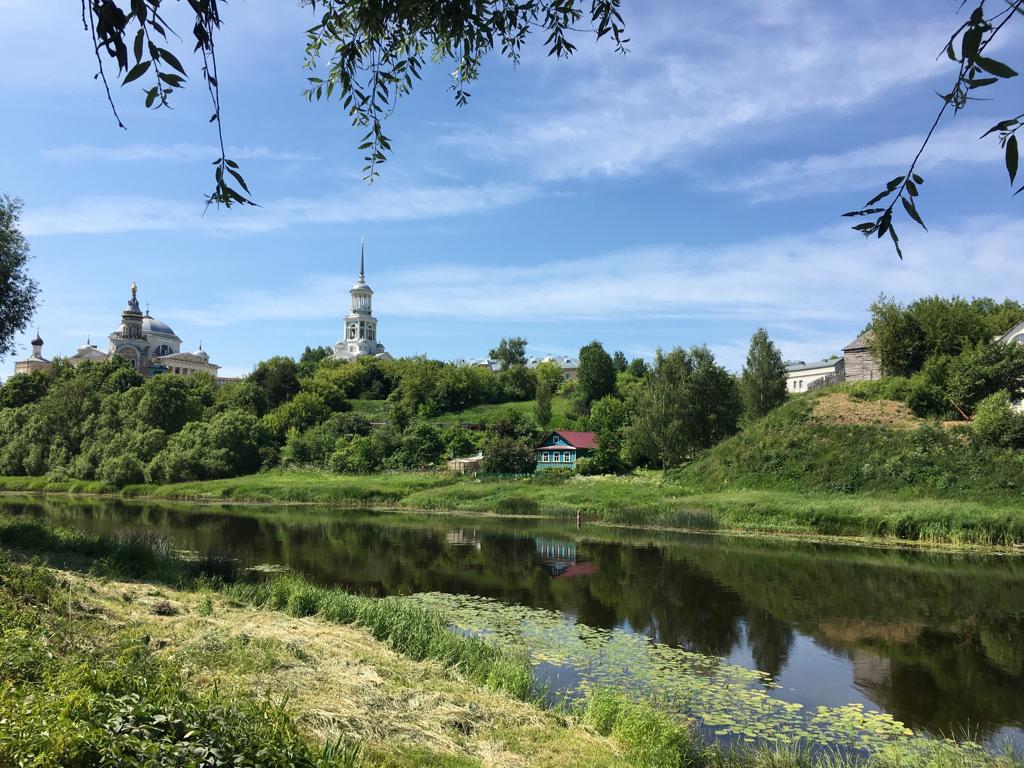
0, 196, 38, 359
971, 390, 1024, 448
80, 0, 627, 198
489, 337, 528, 369
739, 328, 788, 420
870, 294, 1024, 377
626, 346, 740, 469
577, 341, 616, 410
846, 2, 1023, 257
535, 375, 553, 429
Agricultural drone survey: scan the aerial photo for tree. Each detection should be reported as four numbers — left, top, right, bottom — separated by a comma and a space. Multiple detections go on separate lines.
535, 376, 553, 428
612, 351, 628, 373
585, 395, 629, 473
482, 437, 535, 474
490, 337, 528, 369
250, 356, 301, 409
297, 345, 334, 378
577, 341, 616, 409
78, 1, 626, 202
627, 346, 740, 469
870, 294, 1024, 377
534, 360, 565, 395
946, 341, 1024, 414
627, 357, 650, 378
739, 328, 788, 420
972, 390, 1024, 448
0, 196, 38, 359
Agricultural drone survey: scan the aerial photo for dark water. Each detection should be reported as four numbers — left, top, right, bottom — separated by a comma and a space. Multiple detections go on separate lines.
4, 495, 1023, 748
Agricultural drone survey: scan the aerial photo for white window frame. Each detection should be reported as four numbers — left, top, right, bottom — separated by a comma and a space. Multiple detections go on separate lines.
553, 452, 561, 463
542, 451, 550, 462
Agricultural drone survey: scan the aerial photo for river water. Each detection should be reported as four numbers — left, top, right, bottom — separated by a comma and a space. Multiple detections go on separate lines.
3, 495, 1022, 750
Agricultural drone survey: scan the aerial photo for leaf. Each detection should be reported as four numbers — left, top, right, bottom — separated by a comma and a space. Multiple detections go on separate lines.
885, 175, 905, 191
981, 119, 1018, 138
946, 40, 957, 61
966, 76, 998, 88
912, 173, 924, 184
133, 29, 144, 64
865, 189, 889, 206
122, 61, 151, 85
1006, 134, 1019, 184
158, 48, 187, 76
975, 56, 1018, 78
901, 195, 927, 230
905, 179, 918, 197
889, 226, 903, 260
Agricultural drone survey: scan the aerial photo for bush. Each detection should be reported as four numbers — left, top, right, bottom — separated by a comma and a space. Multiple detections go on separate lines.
972, 391, 1024, 449
97, 453, 145, 486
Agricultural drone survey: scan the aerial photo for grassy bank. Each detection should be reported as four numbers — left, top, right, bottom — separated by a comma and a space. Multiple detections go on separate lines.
5, 465, 1024, 546
1, 519, 1019, 768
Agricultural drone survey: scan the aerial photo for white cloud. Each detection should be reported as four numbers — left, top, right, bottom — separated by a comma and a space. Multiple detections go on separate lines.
19, 182, 539, 236
710, 119, 997, 201
42, 143, 315, 163
440, 1, 955, 181
167, 215, 1024, 368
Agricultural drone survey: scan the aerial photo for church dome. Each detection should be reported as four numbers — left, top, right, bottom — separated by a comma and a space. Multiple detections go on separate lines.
142, 315, 176, 336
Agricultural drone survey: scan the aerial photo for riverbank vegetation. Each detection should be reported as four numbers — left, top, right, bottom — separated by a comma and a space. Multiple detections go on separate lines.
1, 518, 1020, 767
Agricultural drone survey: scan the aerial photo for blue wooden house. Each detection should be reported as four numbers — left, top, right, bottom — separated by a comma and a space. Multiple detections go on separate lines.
534, 430, 597, 471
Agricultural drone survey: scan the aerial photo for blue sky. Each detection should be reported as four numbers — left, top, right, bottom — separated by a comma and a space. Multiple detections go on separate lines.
2, 0, 1023, 377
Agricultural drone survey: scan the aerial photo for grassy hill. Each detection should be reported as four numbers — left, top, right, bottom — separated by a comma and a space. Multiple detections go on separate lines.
672, 390, 1024, 504
347, 396, 576, 428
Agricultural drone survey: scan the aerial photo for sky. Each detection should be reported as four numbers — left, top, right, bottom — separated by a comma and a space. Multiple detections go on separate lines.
2, 0, 1024, 378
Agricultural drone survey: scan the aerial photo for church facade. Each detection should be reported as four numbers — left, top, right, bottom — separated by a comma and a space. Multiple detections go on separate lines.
12, 283, 220, 378
333, 243, 392, 362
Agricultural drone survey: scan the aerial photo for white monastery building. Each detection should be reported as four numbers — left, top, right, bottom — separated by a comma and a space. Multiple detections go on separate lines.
12, 283, 220, 378
333, 242, 392, 362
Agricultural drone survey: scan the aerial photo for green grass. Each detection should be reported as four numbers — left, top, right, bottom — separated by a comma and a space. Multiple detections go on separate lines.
0, 552, 358, 768
347, 398, 390, 420
6, 465, 1024, 546
428, 396, 573, 427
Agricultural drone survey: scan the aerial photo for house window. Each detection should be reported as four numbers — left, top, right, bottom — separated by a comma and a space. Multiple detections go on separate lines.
553, 452, 561, 463
564, 452, 571, 462
542, 452, 549, 462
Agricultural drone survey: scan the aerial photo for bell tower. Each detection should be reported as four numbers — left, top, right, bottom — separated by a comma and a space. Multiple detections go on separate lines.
333, 241, 389, 361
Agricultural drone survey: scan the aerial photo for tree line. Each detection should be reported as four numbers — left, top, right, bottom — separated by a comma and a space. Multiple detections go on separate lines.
0, 329, 788, 484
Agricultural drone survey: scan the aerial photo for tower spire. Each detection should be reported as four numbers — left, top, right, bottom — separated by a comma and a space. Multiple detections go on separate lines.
359, 239, 365, 282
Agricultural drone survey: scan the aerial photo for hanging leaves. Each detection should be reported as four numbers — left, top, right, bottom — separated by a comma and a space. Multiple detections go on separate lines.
846, 0, 1023, 258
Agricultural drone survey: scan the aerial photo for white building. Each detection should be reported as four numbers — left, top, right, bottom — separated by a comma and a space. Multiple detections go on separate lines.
785, 358, 844, 393
333, 242, 392, 362
12, 283, 220, 379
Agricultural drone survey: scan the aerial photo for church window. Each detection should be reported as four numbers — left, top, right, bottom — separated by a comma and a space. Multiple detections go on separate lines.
348, 324, 356, 340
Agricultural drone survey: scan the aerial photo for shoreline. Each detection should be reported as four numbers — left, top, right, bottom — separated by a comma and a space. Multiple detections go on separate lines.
3, 472, 1024, 555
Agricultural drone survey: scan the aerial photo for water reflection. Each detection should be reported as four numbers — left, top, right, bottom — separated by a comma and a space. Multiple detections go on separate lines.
3, 495, 1023, 745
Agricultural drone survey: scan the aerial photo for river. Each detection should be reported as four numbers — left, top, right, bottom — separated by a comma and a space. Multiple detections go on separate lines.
3, 495, 1022, 751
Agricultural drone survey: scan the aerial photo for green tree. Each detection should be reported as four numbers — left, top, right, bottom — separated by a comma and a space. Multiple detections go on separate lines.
297, 345, 334, 378
214, 380, 270, 417
392, 422, 444, 469
535, 376, 553, 428
585, 395, 630, 473
627, 346, 740, 469
135, 374, 208, 434
0, 371, 48, 409
534, 360, 565, 395
739, 328, 788, 420
0, 196, 38, 358
612, 350, 628, 373
250, 356, 301, 409
482, 437, 535, 474
577, 341, 616, 410
490, 337, 528, 369
441, 425, 478, 459
627, 358, 650, 378
972, 390, 1024, 448
946, 341, 1024, 414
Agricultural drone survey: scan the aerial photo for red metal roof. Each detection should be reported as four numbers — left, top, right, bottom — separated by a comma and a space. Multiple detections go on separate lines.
536, 430, 598, 450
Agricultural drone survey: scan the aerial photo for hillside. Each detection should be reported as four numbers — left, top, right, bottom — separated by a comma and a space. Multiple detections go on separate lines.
672, 390, 1024, 502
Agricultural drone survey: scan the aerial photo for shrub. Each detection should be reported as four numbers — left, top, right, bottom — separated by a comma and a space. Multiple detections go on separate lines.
97, 453, 145, 486
972, 391, 1024, 449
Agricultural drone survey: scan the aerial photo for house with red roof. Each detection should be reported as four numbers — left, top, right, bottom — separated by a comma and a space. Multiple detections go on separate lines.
534, 430, 597, 471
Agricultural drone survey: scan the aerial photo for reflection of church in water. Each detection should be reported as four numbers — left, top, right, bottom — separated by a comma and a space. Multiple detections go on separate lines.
13, 282, 220, 378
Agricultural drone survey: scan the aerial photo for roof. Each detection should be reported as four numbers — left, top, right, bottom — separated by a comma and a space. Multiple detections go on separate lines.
526, 355, 578, 370
154, 351, 219, 368
843, 330, 875, 352
785, 358, 842, 374
997, 320, 1024, 344
142, 315, 179, 337
536, 430, 598, 450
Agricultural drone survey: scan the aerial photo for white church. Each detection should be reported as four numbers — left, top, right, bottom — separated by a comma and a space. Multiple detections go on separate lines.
333, 242, 392, 362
